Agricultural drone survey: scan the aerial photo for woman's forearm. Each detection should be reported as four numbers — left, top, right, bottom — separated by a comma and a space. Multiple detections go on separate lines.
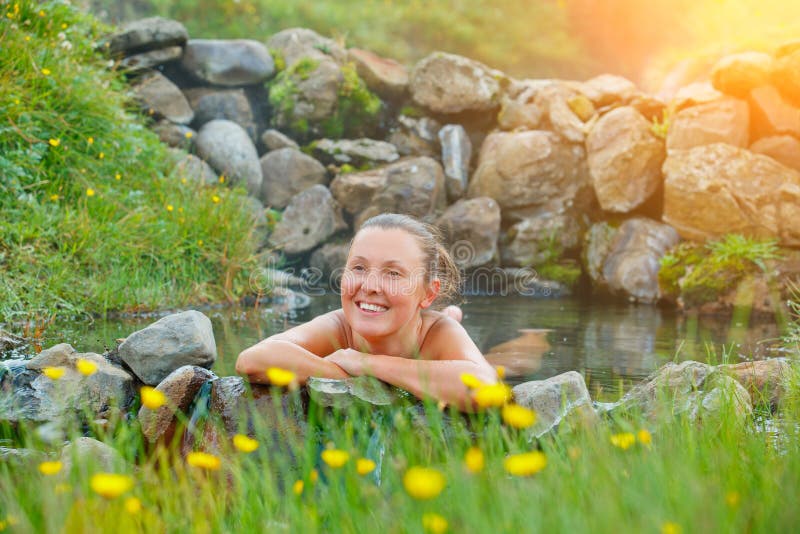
236, 339, 350, 384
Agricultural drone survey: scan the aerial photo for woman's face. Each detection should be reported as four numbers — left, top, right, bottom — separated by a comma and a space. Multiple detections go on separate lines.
341, 227, 439, 341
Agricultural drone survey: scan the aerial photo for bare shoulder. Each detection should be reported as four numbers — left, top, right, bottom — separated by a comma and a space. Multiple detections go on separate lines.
419, 310, 483, 362
267, 308, 348, 356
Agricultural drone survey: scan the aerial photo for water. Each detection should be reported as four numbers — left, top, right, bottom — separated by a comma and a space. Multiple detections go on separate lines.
18, 293, 785, 399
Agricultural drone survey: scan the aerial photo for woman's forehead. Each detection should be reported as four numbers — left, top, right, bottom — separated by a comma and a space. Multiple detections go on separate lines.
349, 227, 426, 265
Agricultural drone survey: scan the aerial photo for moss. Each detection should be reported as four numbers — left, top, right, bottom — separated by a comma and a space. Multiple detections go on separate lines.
269, 48, 286, 73
658, 242, 706, 300
536, 261, 582, 288
319, 62, 382, 138
293, 57, 321, 80
400, 105, 426, 119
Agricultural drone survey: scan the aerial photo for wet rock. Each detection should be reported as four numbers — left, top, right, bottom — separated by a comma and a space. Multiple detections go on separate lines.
718, 358, 792, 407
267, 28, 347, 70
139, 365, 216, 445
347, 47, 408, 100
586, 106, 665, 213
749, 135, 800, 171
311, 138, 399, 166
0, 447, 46, 468
500, 213, 582, 268
269, 185, 347, 255
666, 97, 749, 151
0, 329, 25, 354
105, 17, 188, 56
132, 71, 194, 125
410, 52, 503, 114
119, 311, 217, 386
580, 74, 638, 107
710, 52, 773, 98
582, 222, 617, 283
172, 153, 218, 186
119, 46, 182, 73
435, 197, 500, 270
195, 119, 262, 197
772, 45, 800, 106
310, 241, 350, 285
152, 121, 195, 148
662, 143, 800, 246
60, 437, 125, 472
438, 124, 472, 201
307, 376, 398, 408
387, 115, 441, 158
259, 148, 327, 209
261, 129, 299, 152
181, 39, 275, 86
183, 88, 256, 139
512, 371, 597, 438
747, 85, 800, 140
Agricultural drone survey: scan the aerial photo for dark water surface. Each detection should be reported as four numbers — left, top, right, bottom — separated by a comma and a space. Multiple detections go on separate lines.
40, 293, 784, 399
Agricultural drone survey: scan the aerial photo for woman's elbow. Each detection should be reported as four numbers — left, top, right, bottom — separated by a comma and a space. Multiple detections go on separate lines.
235, 346, 264, 376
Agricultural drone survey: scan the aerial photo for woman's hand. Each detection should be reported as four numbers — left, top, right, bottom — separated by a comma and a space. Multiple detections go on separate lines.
325, 348, 370, 377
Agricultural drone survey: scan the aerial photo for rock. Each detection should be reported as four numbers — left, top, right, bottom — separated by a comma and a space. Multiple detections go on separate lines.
387, 115, 441, 157
118, 311, 217, 386
710, 52, 773, 98
535, 83, 592, 143
438, 124, 472, 201
347, 48, 408, 99
307, 376, 398, 408
497, 79, 550, 131
329, 167, 387, 216
586, 106, 665, 213
311, 138, 399, 166
195, 120, 262, 197
467, 130, 591, 216
672, 82, 725, 111
267, 28, 347, 69
772, 47, 800, 106
105, 17, 188, 56
310, 242, 350, 285
662, 143, 800, 246
181, 39, 275, 86
410, 52, 503, 114
268, 57, 344, 134
749, 135, 800, 171
139, 365, 216, 445
0, 447, 46, 467
60, 437, 125, 472
462, 267, 569, 298
269, 185, 347, 255
582, 222, 618, 284
718, 358, 792, 407
435, 197, 501, 270
500, 213, 582, 268
152, 121, 195, 148
666, 97, 749, 151
172, 153, 218, 186
119, 46, 183, 73
628, 93, 667, 122
259, 148, 327, 209
580, 74, 638, 107
512, 371, 597, 438
261, 129, 299, 152
747, 85, 800, 140
183, 88, 256, 140
132, 72, 194, 125
0, 329, 25, 354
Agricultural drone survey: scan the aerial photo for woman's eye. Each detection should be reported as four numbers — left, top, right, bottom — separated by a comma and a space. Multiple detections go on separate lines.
351, 265, 366, 272
388, 270, 401, 278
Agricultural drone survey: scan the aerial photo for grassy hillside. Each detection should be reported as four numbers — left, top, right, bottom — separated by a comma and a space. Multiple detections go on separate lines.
0, 0, 261, 323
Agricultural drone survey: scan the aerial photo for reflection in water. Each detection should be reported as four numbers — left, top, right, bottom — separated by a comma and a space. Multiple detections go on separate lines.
38, 293, 783, 398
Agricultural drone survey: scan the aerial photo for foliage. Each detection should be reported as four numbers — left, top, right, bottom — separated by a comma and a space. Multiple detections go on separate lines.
536, 261, 583, 289
0, 0, 261, 323
650, 108, 672, 139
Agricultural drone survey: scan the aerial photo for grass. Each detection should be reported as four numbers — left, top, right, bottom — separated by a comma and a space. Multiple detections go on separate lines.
0, 0, 262, 324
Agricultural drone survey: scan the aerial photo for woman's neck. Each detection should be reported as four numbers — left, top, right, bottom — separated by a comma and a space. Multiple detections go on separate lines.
352, 313, 424, 358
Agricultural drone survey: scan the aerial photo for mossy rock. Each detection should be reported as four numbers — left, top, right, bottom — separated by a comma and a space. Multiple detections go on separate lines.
535, 260, 583, 289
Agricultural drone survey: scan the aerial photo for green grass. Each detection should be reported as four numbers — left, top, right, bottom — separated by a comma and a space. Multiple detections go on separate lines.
0, 0, 262, 323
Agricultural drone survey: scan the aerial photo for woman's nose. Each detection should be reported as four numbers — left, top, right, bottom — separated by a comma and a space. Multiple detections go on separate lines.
361, 269, 383, 293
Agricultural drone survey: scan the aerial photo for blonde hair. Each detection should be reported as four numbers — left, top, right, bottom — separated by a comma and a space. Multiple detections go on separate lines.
356, 213, 462, 308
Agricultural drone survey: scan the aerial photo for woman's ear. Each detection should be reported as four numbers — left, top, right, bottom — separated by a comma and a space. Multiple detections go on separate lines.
420, 278, 441, 309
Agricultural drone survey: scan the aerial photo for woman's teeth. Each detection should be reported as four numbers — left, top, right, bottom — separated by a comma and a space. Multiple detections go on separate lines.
359, 302, 388, 312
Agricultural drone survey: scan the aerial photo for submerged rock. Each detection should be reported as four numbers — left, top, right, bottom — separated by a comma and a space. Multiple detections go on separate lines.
307, 376, 399, 408
512, 371, 597, 438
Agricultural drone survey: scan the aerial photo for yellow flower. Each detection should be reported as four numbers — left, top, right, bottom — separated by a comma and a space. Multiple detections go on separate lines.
725, 491, 740, 508
38, 460, 63, 475
75, 358, 98, 376
661, 522, 681, 534
460, 373, 484, 389
115, 173, 121, 180
501, 404, 536, 429
495, 365, 506, 379
86, 188, 95, 197
90, 473, 134, 499
166, 204, 174, 212
610, 432, 636, 450
218, 175, 225, 184
292, 480, 304, 495
197, 240, 204, 246
41, 68, 51, 76
38, 10, 45, 17
25, 35, 31, 41
422, 513, 448, 534
266, 367, 296, 387
503, 451, 547, 477
42, 367, 65, 380
87, 137, 94, 145
464, 446, 484, 473
98, 152, 105, 159
186, 451, 221, 471
403, 467, 445, 500
124, 497, 142, 514
140, 386, 166, 410
49, 194, 59, 201
212, 195, 221, 204
232, 434, 259, 453
321, 449, 349, 469
61, 23, 67, 29
637, 429, 652, 446
48, 138, 60, 147
473, 383, 512, 408
356, 458, 376, 475
181, 178, 187, 184
184, 131, 193, 139
310, 469, 318, 483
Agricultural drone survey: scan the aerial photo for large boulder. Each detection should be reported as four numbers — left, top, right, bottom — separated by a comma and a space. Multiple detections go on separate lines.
310, 138, 399, 166
118, 311, 217, 386
580, 74, 638, 107
534, 83, 593, 143
586, 106, 664, 213
181, 39, 275, 86
267, 28, 347, 69
710, 52, 773, 98
387, 115, 441, 158
717, 358, 792, 408
261, 129, 299, 152
0, 329, 25, 354
132, 72, 194, 125
435, 197, 501, 270
438, 124, 472, 201
105, 17, 188, 56
410, 52, 503, 114
119, 46, 183, 73
172, 153, 218, 186
512, 371, 597, 438
310, 242, 350, 285
500, 213, 583, 268
662, 143, 800, 246
306, 376, 398, 408
497, 79, 549, 131
259, 148, 327, 209
195, 120, 262, 197
772, 44, 800, 106
749, 135, 800, 171
152, 121, 195, 148
666, 97, 749, 151
269, 185, 347, 255
347, 48, 409, 100
183, 88, 256, 140
747, 85, 800, 140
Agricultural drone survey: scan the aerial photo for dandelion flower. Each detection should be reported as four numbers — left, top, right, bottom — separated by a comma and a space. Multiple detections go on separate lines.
184, 131, 193, 139
87, 137, 94, 145
422, 513, 448, 534
460, 373, 484, 389
610, 432, 636, 450
49, 194, 59, 201
61, 23, 67, 29
266, 367, 296, 387
98, 152, 104, 159
48, 138, 60, 147
232, 434, 259, 453
212, 195, 221, 204
38, 461, 63, 475
140, 386, 166, 410
124, 497, 142, 514
166, 204, 174, 212
181, 178, 187, 184
86, 188, 95, 197
293, 480, 304, 495
501, 404, 536, 429
218, 175, 225, 184
356, 458, 376, 475
661, 522, 681, 534
42, 367, 65, 380
90, 473, 134, 499
38, 10, 45, 17
115, 173, 121, 180
197, 240, 204, 246
310, 469, 319, 483
186, 451, 221, 471
403, 467, 445, 500
503, 451, 547, 477
495, 365, 506, 379
464, 446, 484, 474
321, 449, 349, 469
41, 68, 51, 76
473, 383, 512, 408
76, 358, 98, 376
726, 491, 740, 508
637, 429, 652, 445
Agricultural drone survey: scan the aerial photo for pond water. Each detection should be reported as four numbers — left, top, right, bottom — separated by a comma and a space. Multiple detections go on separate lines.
33, 293, 787, 400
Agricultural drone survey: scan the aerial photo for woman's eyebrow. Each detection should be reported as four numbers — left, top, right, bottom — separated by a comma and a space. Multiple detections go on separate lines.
349, 256, 408, 268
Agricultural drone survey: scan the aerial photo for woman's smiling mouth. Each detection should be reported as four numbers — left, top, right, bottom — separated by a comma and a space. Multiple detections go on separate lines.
357, 301, 389, 313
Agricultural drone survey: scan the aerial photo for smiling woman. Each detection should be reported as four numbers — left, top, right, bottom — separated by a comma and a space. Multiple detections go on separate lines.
235, 213, 497, 411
